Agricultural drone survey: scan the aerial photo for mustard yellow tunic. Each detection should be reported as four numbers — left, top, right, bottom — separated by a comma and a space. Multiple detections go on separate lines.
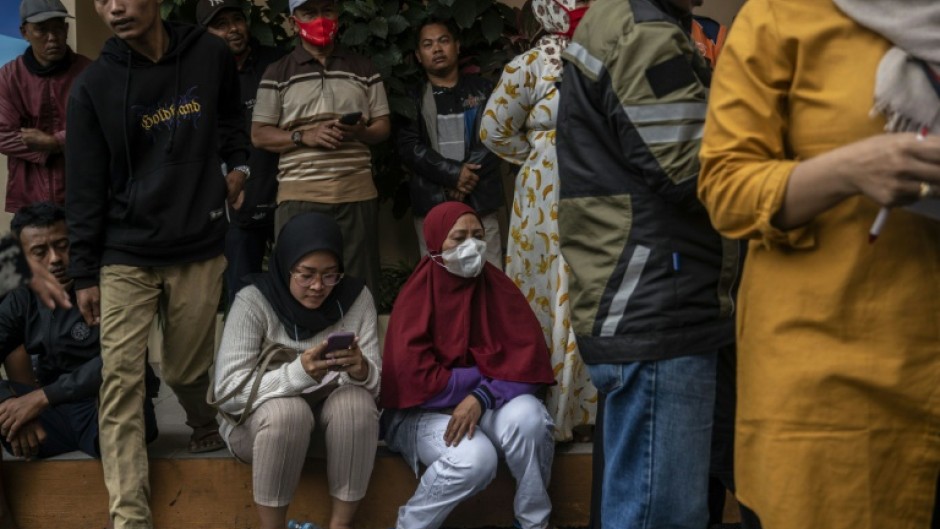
698, 1, 940, 528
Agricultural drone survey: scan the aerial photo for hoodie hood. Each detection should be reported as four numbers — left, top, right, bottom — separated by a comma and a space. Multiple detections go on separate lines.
101, 21, 206, 67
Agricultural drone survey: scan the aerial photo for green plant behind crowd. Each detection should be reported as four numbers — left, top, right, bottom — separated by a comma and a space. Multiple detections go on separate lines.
161, 0, 539, 311
162, 0, 539, 218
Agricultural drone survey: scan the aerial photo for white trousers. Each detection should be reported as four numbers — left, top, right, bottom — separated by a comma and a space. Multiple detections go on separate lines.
396, 394, 554, 529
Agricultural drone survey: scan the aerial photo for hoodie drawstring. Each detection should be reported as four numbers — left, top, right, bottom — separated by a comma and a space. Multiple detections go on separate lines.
165, 54, 181, 154
123, 49, 134, 182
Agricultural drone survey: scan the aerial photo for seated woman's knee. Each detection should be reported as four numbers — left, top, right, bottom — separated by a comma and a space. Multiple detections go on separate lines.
325, 385, 378, 433
447, 437, 499, 489
499, 394, 552, 441
255, 397, 315, 438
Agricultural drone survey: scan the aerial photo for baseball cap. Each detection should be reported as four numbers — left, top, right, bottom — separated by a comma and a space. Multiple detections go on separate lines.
196, 0, 245, 27
19, 0, 72, 24
288, 0, 337, 14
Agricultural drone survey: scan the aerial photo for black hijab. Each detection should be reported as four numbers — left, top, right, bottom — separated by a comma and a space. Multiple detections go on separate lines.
251, 212, 365, 340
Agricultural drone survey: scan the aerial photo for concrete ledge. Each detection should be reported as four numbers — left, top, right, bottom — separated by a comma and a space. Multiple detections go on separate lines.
6, 314, 592, 528
4, 447, 592, 529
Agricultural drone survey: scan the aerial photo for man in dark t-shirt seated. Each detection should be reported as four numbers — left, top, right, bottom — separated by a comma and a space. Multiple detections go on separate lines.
0, 202, 158, 460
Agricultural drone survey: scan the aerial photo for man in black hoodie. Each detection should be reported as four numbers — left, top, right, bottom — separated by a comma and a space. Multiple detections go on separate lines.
65, 0, 249, 528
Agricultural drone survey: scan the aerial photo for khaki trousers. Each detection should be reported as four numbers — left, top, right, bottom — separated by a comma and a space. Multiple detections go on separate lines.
98, 256, 225, 529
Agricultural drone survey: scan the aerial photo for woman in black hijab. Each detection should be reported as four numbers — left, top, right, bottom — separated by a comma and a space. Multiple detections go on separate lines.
211, 212, 381, 529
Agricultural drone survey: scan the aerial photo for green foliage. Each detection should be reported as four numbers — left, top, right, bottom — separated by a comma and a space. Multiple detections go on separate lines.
377, 261, 415, 314
163, 0, 293, 47
161, 0, 540, 218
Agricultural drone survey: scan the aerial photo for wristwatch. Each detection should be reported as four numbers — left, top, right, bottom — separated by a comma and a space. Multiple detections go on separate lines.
291, 130, 304, 147
233, 165, 251, 180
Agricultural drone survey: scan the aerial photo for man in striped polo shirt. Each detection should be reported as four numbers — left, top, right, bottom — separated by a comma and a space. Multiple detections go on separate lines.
252, 0, 390, 292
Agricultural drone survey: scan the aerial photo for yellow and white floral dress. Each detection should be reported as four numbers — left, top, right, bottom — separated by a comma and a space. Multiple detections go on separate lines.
480, 0, 597, 441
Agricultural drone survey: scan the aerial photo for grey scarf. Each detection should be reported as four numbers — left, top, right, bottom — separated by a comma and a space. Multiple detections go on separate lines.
833, 0, 940, 133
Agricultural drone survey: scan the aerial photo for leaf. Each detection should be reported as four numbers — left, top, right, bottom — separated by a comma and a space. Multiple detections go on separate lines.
387, 14, 410, 35
371, 46, 404, 77
343, 0, 378, 18
496, 3, 516, 21
453, 0, 478, 29
480, 9, 503, 44
439, 0, 457, 7
428, 3, 452, 20
267, 0, 290, 16
342, 22, 372, 47
402, 3, 426, 25
251, 24, 275, 47
383, 76, 407, 97
389, 94, 417, 122
369, 17, 389, 39
382, 0, 400, 17
160, 2, 175, 20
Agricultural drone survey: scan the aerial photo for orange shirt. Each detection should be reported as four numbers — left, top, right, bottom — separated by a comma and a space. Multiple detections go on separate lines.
691, 16, 727, 68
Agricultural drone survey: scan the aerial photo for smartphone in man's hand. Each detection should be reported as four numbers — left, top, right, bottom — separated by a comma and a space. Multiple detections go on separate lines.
338, 111, 362, 125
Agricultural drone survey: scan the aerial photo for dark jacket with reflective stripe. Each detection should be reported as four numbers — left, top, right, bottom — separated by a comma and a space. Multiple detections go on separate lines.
556, 0, 737, 364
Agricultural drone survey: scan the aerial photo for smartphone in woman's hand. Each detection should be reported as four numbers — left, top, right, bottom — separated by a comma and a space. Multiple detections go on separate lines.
325, 331, 356, 371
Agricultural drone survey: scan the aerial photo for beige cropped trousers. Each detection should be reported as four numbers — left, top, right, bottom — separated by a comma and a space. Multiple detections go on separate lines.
227, 385, 379, 506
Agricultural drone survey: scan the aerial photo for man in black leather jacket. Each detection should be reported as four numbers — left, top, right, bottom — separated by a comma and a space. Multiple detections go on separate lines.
398, 19, 504, 266
0, 203, 158, 460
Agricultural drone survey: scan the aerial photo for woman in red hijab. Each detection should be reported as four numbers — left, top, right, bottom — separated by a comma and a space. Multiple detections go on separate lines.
381, 202, 556, 529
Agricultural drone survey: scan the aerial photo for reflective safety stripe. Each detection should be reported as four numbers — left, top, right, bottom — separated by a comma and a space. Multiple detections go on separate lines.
634, 122, 704, 145
600, 245, 650, 337
622, 102, 707, 124
565, 42, 604, 78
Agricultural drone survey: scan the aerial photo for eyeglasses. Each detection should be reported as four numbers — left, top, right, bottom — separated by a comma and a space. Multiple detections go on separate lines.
291, 270, 343, 287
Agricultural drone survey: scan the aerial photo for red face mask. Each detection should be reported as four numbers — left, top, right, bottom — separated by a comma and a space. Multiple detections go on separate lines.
553, 1, 589, 39
294, 16, 338, 47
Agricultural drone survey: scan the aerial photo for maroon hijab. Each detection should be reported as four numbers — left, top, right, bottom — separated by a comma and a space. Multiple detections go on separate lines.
380, 202, 554, 410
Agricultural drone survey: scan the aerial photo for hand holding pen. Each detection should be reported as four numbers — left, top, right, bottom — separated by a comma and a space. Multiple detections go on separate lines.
868, 126, 933, 243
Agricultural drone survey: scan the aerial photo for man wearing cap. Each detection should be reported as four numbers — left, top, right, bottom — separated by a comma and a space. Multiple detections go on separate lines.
0, 0, 90, 214
65, 0, 249, 527
198, 0, 287, 305
251, 0, 390, 293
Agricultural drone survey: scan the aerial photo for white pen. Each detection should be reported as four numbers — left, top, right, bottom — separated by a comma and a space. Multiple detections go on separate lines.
868, 126, 929, 244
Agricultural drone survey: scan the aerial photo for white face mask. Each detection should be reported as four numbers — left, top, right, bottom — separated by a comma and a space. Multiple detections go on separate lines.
435, 237, 486, 278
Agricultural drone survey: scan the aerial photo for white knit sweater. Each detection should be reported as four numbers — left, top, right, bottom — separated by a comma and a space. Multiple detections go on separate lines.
211, 285, 381, 439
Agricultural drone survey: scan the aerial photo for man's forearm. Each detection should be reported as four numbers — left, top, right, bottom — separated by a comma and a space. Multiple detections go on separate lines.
251, 122, 296, 154
0, 132, 47, 164
358, 116, 390, 145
